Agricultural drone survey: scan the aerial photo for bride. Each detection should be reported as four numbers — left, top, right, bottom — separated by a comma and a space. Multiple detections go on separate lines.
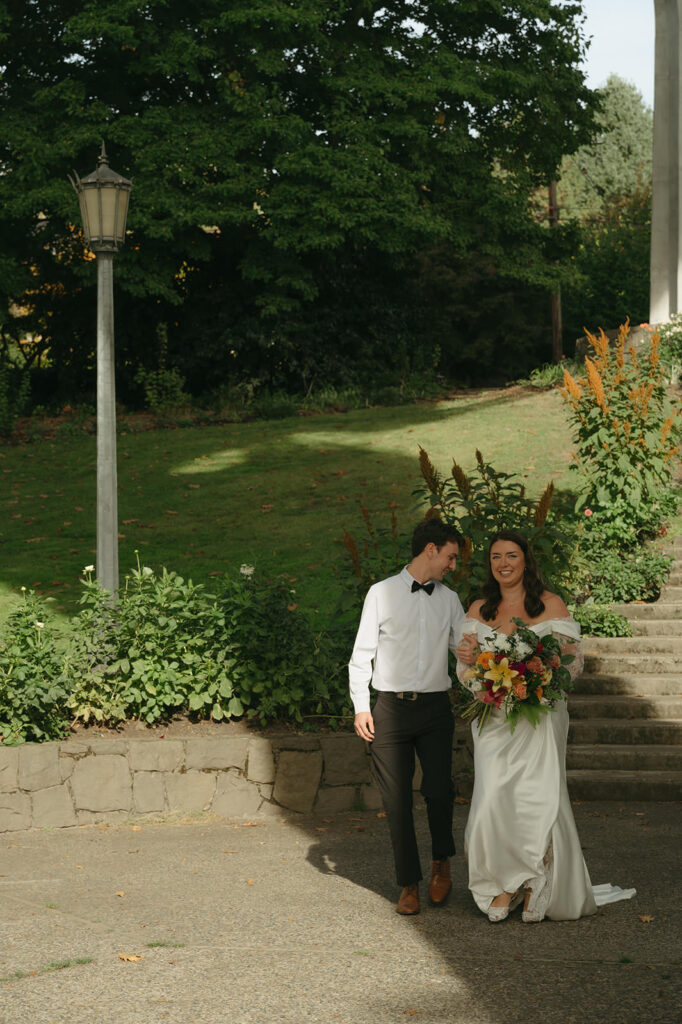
455, 529, 633, 923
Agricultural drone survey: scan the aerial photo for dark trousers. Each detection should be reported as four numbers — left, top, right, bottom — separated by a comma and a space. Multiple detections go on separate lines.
370, 691, 455, 886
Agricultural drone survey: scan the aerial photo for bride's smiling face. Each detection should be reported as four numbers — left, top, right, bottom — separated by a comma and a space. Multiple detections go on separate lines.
490, 540, 525, 589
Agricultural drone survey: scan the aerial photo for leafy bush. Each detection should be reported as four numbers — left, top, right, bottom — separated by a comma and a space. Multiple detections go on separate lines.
0, 361, 30, 438
65, 561, 350, 728
413, 448, 574, 608
658, 313, 682, 385
561, 322, 680, 544
575, 546, 672, 605
570, 602, 632, 638
67, 563, 238, 724
0, 592, 70, 744
135, 324, 188, 414
516, 358, 582, 389
215, 566, 349, 724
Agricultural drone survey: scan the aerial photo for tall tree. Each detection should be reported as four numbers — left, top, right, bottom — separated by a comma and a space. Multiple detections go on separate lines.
0, 1, 595, 397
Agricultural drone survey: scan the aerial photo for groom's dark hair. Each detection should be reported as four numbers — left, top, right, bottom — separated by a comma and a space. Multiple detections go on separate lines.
411, 518, 464, 557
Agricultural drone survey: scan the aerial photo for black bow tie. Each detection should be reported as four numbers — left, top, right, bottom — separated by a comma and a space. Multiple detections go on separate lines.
411, 581, 435, 595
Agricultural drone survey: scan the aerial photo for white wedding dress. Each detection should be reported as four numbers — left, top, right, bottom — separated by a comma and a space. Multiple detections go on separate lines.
456, 617, 636, 921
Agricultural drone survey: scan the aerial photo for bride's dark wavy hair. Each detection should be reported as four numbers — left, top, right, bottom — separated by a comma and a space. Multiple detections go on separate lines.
480, 529, 545, 623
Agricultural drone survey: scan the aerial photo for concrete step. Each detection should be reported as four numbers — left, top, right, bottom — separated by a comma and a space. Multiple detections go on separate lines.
612, 603, 682, 620
568, 718, 682, 744
660, 585, 682, 601
668, 571, 682, 585
567, 769, 682, 801
628, 619, 682, 636
568, 694, 682, 719
567, 744, 682, 771
582, 636, 682, 654
583, 652, 681, 674
572, 672, 681, 696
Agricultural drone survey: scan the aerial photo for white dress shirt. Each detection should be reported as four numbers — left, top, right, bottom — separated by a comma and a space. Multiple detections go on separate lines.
348, 567, 466, 714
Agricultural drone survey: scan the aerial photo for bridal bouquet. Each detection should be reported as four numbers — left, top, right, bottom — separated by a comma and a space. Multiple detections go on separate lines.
459, 619, 575, 734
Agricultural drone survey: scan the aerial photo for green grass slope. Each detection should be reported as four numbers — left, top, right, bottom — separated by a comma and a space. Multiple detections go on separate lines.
0, 388, 574, 622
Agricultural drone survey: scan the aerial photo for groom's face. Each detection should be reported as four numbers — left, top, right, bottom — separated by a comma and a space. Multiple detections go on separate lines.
430, 541, 459, 579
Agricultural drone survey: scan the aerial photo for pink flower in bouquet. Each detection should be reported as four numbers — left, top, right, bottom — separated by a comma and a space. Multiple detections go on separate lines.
513, 681, 527, 700
482, 683, 506, 709
525, 656, 543, 675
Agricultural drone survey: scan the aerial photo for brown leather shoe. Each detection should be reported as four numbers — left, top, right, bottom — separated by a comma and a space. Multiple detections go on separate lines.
396, 883, 420, 915
428, 859, 451, 906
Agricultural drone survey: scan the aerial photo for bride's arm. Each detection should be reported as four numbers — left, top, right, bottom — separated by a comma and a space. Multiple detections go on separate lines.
550, 628, 583, 682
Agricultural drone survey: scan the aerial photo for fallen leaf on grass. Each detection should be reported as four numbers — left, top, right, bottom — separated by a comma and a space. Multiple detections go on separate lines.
221, 850, 238, 854
245, 879, 254, 886
638, 915, 655, 923
115, 891, 125, 897
75, 865, 84, 870
118, 954, 143, 962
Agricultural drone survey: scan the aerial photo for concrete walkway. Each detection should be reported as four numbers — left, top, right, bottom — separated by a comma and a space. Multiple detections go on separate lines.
0, 802, 679, 1024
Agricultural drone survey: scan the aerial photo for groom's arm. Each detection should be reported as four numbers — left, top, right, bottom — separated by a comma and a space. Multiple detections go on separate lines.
447, 590, 466, 656
349, 587, 380, 740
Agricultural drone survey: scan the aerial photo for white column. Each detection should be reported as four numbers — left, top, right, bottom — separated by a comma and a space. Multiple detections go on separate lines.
647, 0, 679, 321
650, 0, 682, 323
96, 251, 119, 596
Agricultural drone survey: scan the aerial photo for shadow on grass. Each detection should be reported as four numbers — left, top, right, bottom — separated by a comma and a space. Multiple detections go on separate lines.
1, 388, 575, 622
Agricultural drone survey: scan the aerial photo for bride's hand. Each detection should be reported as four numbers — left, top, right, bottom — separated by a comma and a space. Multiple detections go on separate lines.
456, 635, 478, 665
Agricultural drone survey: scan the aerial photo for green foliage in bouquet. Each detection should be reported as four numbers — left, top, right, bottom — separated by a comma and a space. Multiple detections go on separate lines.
0, 592, 70, 744
413, 448, 573, 609
459, 619, 575, 735
561, 322, 680, 545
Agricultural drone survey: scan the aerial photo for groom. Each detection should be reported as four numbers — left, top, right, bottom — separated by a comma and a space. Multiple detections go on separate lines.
349, 519, 465, 915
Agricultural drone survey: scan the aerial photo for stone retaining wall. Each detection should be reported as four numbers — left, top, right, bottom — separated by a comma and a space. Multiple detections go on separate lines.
0, 726, 473, 832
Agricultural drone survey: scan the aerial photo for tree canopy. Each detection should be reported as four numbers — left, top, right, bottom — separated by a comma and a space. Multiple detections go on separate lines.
0, 0, 595, 397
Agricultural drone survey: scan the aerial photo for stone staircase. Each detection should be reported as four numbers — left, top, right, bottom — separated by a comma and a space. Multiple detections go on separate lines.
567, 535, 682, 800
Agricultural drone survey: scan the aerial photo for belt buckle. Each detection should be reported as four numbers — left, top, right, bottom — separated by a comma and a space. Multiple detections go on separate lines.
397, 691, 418, 701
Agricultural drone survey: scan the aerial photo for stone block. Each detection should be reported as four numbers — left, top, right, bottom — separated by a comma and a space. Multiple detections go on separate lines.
212, 770, 262, 818
320, 735, 370, 786
59, 740, 90, 758
77, 809, 129, 826
17, 743, 60, 791
133, 772, 166, 814
86, 738, 127, 755
0, 792, 31, 832
0, 747, 19, 793
270, 735, 321, 752
59, 757, 75, 782
128, 740, 184, 773
71, 755, 132, 812
165, 770, 216, 813
246, 737, 275, 784
184, 738, 249, 771
258, 783, 273, 801
315, 786, 357, 815
273, 750, 322, 813
32, 784, 77, 828
359, 784, 383, 811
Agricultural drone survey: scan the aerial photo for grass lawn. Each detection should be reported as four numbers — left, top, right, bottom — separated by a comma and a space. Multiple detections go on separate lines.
1, 387, 576, 624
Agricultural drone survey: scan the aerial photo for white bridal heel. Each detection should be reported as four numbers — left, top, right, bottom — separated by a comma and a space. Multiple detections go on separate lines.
487, 891, 522, 922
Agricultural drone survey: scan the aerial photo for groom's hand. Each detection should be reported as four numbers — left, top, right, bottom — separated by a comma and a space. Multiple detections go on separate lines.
354, 712, 375, 742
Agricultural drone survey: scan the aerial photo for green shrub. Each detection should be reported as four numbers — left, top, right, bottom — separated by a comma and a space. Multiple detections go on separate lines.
561, 322, 680, 544
658, 313, 682, 385
0, 592, 70, 744
215, 566, 350, 724
0, 362, 30, 438
135, 324, 188, 414
575, 546, 672, 605
570, 602, 632, 638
